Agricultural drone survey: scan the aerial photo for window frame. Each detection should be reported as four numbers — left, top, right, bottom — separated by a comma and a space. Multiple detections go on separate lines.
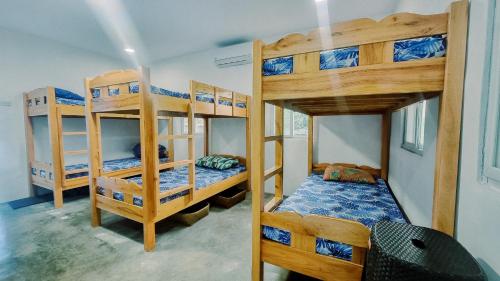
182, 117, 205, 135
401, 101, 426, 156
283, 109, 308, 138
484, 1, 500, 182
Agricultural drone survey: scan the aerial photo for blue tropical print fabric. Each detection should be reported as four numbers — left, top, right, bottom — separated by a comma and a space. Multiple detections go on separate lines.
262, 174, 406, 260
102, 164, 246, 206
196, 92, 215, 103
320, 46, 359, 70
55, 88, 85, 106
394, 35, 447, 62
263, 56, 293, 76
64, 157, 169, 179
91, 83, 190, 100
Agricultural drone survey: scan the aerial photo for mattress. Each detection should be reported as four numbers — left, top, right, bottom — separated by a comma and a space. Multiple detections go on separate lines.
65, 157, 169, 179
262, 174, 406, 261
55, 88, 85, 106
102, 164, 246, 206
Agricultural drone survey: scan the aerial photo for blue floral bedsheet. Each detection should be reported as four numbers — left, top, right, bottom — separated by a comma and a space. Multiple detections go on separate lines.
106, 164, 246, 206
195, 92, 247, 108
262, 174, 406, 261
65, 157, 169, 179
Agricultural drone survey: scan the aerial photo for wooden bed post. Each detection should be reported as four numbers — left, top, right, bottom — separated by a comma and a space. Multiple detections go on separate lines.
381, 111, 391, 181
251, 40, 265, 281
307, 115, 313, 175
168, 117, 175, 161
139, 66, 159, 251
23, 93, 35, 197
204, 117, 209, 156
47, 87, 64, 208
187, 103, 196, 201
246, 97, 252, 191
85, 79, 101, 226
432, 0, 468, 237
274, 104, 284, 199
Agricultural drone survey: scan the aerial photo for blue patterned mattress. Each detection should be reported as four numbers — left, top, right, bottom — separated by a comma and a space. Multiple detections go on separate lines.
55, 88, 85, 106
262, 174, 406, 261
263, 35, 447, 76
102, 164, 246, 206
65, 157, 169, 179
195, 92, 246, 108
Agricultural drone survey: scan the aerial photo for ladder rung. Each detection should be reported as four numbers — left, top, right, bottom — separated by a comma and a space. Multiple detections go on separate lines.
264, 166, 283, 181
264, 135, 283, 142
159, 135, 193, 140
159, 184, 193, 199
63, 131, 87, 136
159, 160, 193, 170
64, 150, 88, 155
65, 168, 89, 175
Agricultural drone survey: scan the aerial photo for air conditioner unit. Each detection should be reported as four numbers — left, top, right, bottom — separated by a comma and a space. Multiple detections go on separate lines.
214, 54, 252, 68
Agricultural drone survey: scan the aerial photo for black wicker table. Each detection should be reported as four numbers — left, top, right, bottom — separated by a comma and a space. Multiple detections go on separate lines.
365, 221, 485, 281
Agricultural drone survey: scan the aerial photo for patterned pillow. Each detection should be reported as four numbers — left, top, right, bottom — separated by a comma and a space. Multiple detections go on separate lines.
196, 155, 239, 170
323, 164, 376, 184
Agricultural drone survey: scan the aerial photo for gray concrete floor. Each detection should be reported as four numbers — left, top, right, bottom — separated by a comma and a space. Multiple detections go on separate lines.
0, 193, 318, 281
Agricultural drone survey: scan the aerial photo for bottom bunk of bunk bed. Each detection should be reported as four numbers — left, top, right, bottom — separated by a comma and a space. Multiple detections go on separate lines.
31, 157, 169, 191
259, 172, 407, 280
97, 164, 247, 207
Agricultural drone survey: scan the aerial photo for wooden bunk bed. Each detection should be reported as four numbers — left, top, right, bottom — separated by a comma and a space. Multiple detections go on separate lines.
23, 87, 172, 209
85, 68, 251, 251
251, 1, 468, 280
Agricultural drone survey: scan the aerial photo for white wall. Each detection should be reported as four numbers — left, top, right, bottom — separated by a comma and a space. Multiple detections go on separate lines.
456, 0, 500, 279
389, 97, 438, 227
0, 27, 127, 202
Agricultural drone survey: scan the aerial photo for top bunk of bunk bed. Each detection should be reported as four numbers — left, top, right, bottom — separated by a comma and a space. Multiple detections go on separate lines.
86, 69, 250, 118
253, 3, 467, 116
24, 87, 85, 117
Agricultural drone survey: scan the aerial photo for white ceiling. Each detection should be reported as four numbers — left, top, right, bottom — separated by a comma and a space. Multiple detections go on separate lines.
0, 0, 402, 63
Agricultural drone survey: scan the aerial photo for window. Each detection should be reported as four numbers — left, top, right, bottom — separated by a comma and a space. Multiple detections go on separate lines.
402, 101, 426, 155
283, 109, 308, 137
182, 118, 205, 134
484, 1, 500, 181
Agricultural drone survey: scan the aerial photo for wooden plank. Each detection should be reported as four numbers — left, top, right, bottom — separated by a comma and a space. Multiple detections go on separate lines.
155, 95, 190, 113
168, 117, 175, 161
138, 67, 159, 251
96, 176, 142, 195
251, 40, 265, 281
381, 111, 391, 181
65, 168, 89, 175
293, 52, 320, 73
245, 99, 252, 191
88, 69, 139, 88
58, 105, 85, 116
264, 197, 283, 212
264, 166, 283, 181
85, 77, 102, 226
159, 184, 193, 199
187, 103, 195, 201
359, 42, 384, 65
262, 12, 448, 59
159, 159, 193, 170
204, 118, 209, 156
264, 135, 283, 142
274, 105, 284, 199
47, 87, 64, 208
307, 116, 313, 175
24, 92, 36, 197
261, 240, 364, 281
62, 131, 86, 136
92, 94, 140, 112
261, 212, 370, 248
262, 58, 446, 101
98, 113, 140, 119
96, 195, 143, 223
64, 149, 88, 155
432, 0, 468, 237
